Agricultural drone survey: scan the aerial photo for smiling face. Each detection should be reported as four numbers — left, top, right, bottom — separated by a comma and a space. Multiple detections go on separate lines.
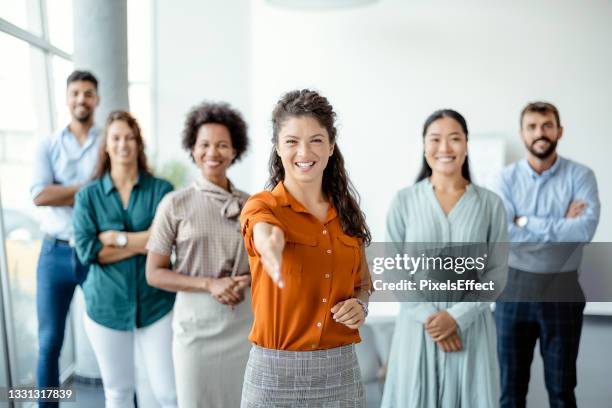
276, 116, 334, 187
66, 80, 99, 123
191, 123, 236, 181
105, 120, 139, 168
520, 111, 563, 159
423, 116, 468, 177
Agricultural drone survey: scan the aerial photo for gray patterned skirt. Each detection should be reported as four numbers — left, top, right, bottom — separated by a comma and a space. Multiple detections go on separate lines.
240, 344, 365, 407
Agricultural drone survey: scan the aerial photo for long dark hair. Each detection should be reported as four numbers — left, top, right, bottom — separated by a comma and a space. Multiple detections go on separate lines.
416, 109, 472, 183
92, 110, 151, 179
267, 89, 371, 245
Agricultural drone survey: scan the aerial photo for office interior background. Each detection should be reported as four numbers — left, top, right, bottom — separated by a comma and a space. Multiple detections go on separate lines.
0, 0, 611, 406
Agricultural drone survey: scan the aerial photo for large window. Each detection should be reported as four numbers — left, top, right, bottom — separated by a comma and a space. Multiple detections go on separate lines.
0, 6, 74, 388
1, 0, 153, 395
0, 30, 57, 388
0, 0, 42, 37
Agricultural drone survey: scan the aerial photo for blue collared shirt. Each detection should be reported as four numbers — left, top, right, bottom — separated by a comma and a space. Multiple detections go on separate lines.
30, 125, 101, 240
494, 156, 600, 273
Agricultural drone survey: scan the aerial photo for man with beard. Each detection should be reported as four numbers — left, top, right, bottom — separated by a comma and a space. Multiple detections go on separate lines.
493, 102, 600, 408
30, 70, 101, 404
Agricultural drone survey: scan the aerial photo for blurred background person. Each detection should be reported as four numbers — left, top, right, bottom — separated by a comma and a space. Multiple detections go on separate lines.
382, 109, 507, 408
146, 102, 252, 408
494, 102, 600, 408
73, 111, 176, 408
30, 70, 101, 407
240, 89, 372, 406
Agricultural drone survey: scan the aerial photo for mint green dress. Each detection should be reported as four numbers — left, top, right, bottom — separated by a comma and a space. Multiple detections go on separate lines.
381, 179, 507, 408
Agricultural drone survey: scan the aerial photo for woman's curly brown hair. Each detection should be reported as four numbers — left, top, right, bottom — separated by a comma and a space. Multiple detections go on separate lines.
268, 89, 371, 245
181, 101, 249, 163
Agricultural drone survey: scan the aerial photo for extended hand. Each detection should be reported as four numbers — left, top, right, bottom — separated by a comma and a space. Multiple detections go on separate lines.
425, 311, 458, 341
331, 298, 366, 329
257, 225, 286, 288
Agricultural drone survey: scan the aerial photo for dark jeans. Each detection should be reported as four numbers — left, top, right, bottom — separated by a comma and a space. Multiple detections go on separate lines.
36, 238, 88, 407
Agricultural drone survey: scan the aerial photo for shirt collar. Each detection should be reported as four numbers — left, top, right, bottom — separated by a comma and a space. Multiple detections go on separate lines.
62, 124, 100, 150
271, 181, 338, 223
193, 176, 235, 196
520, 155, 563, 180
194, 177, 245, 219
102, 171, 144, 195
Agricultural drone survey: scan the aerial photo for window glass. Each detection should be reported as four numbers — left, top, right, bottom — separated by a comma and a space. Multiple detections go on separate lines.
52, 55, 73, 128
0, 0, 43, 37
0, 32, 74, 386
44, 0, 73, 53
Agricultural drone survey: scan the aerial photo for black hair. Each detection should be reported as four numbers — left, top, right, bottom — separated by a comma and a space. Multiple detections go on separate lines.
181, 101, 249, 164
416, 109, 472, 183
66, 70, 98, 90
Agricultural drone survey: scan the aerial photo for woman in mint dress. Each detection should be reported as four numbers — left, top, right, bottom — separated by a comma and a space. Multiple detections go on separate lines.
381, 109, 507, 407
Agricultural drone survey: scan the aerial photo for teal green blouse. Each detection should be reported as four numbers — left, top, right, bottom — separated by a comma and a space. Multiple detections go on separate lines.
73, 172, 175, 330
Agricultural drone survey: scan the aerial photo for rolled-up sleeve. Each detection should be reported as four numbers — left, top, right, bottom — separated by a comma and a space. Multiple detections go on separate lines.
240, 195, 287, 257
30, 138, 53, 199
353, 244, 373, 299
73, 188, 103, 265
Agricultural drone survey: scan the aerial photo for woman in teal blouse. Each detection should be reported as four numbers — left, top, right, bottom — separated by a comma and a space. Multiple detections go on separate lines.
73, 111, 177, 408
381, 110, 507, 407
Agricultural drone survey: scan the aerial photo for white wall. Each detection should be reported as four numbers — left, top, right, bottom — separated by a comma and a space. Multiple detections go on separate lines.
249, 0, 612, 241
152, 0, 252, 188
151, 0, 612, 317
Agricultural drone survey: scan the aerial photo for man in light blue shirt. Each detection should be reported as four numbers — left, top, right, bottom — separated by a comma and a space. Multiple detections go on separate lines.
494, 102, 600, 408
30, 70, 101, 403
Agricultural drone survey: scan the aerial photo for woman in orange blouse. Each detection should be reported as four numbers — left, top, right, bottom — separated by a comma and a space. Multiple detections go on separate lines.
240, 89, 372, 407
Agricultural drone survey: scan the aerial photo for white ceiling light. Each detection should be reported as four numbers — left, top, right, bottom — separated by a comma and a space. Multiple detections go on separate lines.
267, 0, 379, 10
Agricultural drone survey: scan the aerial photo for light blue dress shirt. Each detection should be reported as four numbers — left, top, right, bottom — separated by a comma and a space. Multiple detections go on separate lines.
30, 125, 101, 240
493, 155, 600, 273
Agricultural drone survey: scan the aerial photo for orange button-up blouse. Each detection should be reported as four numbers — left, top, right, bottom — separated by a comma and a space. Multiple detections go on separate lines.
240, 182, 372, 351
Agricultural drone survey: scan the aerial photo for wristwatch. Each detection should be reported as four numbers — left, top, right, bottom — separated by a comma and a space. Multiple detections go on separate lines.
355, 299, 369, 318
115, 232, 128, 248
515, 216, 528, 228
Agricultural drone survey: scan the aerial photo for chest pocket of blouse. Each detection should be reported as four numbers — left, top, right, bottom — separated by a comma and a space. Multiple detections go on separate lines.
283, 231, 317, 285
336, 234, 360, 277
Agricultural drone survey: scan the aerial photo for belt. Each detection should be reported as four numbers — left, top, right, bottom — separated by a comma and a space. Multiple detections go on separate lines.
44, 234, 75, 247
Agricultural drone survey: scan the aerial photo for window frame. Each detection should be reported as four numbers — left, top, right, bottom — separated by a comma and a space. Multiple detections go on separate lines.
1, 0, 75, 391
